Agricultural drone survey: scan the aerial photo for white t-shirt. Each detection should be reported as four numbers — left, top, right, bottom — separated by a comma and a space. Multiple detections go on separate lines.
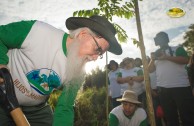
155, 46, 190, 88
110, 105, 147, 126
108, 68, 122, 98
149, 71, 157, 89
120, 67, 145, 95
7, 21, 66, 106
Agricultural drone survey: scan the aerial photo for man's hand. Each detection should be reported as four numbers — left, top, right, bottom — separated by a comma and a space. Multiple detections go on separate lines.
156, 51, 169, 60
0, 68, 20, 112
0, 65, 8, 84
192, 88, 194, 97
0, 78, 4, 85
0, 67, 30, 126
126, 76, 133, 86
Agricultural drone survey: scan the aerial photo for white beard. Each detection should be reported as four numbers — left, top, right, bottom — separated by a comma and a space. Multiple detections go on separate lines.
64, 39, 86, 85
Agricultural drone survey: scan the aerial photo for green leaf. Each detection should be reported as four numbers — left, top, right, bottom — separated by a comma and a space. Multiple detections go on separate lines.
73, 11, 78, 17
72, 0, 135, 44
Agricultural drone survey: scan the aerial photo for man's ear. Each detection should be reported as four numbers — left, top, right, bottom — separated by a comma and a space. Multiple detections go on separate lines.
77, 28, 89, 38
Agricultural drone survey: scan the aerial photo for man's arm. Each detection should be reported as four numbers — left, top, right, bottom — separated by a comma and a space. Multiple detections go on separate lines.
0, 20, 35, 83
139, 118, 148, 126
109, 113, 119, 126
0, 21, 35, 126
0, 20, 35, 64
0, 68, 30, 126
53, 83, 81, 126
148, 59, 156, 73
131, 68, 144, 82
157, 46, 189, 64
117, 77, 128, 84
159, 55, 189, 64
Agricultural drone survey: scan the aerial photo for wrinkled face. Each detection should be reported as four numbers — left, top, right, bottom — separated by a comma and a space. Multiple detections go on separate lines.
122, 102, 137, 117
65, 29, 109, 82
76, 29, 110, 62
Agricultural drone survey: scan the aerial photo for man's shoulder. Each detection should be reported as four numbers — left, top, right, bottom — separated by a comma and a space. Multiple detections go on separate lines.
111, 105, 122, 114
134, 108, 147, 118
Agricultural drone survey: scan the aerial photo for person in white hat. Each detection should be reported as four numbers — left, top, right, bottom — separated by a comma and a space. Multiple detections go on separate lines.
109, 90, 148, 126
0, 15, 122, 126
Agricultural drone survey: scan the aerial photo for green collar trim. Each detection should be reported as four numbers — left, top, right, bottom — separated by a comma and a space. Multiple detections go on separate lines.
62, 33, 68, 56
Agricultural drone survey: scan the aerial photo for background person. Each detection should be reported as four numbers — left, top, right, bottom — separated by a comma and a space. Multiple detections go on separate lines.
134, 57, 143, 68
108, 60, 122, 109
149, 31, 194, 126
0, 15, 122, 126
109, 90, 148, 126
148, 52, 165, 126
117, 57, 145, 102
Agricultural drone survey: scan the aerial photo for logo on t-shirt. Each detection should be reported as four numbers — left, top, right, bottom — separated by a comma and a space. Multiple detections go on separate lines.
26, 68, 61, 95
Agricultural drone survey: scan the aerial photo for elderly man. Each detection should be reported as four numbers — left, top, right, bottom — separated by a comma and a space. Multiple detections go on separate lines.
0, 15, 122, 126
109, 90, 148, 126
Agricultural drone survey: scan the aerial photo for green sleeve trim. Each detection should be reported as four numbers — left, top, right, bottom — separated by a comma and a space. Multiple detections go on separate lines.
0, 20, 36, 48
139, 118, 148, 126
0, 20, 35, 64
109, 113, 119, 126
62, 33, 68, 56
53, 83, 81, 126
176, 46, 188, 57
0, 41, 9, 64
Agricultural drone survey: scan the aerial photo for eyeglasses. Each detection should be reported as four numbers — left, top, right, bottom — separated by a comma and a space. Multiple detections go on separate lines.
90, 34, 103, 59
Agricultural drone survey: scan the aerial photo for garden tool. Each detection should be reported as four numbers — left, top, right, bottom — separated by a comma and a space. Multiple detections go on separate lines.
0, 68, 30, 126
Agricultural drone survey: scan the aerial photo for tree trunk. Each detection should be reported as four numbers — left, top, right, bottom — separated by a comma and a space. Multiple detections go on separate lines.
106, 52, 109, 126
134, 0, 156, 125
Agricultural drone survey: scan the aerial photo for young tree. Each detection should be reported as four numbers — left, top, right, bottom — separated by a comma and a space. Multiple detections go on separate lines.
134, 0, 156, 125
73, 0, 135, 43
73, 0, 156, 125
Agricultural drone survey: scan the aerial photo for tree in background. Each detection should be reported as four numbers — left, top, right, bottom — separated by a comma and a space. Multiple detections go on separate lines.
74, 87, 111, 126
83, 67, 106, 90
182, 24, 194, 55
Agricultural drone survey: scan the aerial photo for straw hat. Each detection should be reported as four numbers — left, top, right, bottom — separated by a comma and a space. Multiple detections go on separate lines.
66, 15, 122, 55
117, 90, 141, 104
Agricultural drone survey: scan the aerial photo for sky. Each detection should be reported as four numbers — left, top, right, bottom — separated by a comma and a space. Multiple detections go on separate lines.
1, 0, 194, 73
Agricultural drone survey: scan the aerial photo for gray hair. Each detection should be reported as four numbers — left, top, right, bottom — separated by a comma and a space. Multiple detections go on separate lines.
69, 27, 97, 38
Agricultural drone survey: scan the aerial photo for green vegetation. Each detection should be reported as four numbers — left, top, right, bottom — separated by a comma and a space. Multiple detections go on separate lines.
48, 89, 62, 111
73, 0, 136, 43
182, 24, 194, 55
48, 86, 110, 126
48, 68, 110, 126
74, 87, 110, 126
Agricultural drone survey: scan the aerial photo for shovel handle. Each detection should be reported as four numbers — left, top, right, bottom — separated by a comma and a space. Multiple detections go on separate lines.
11, 108, 30, 126
0, 68, 30, 126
